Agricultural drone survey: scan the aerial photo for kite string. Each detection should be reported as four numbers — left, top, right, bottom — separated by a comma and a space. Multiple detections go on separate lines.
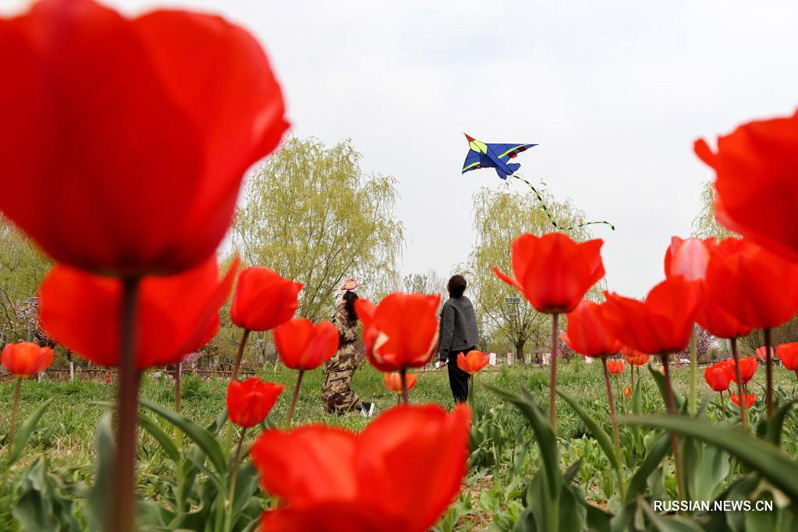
510, 174, 615, 232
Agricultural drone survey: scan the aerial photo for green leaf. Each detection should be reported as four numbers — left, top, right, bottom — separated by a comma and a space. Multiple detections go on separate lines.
648, 364, 685, 412
563, 459, 583, 484
141, 399, 225, 474
8, 398, 54, 465
624, 432, 671, 506
558, 482, 588, 532
558, 390, 619, 470
624, 414, 798, 501
492, 385, 561, 497
139, 412, 180, 463
86, 413, 115, 531
13, 457, 81, 532
765, 398, 798, 446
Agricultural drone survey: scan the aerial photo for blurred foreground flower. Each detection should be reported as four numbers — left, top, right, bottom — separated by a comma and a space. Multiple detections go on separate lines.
40, 257, 237, 369
0, 0, 288, 277
251, 404, 470, 532
695, 109, 798, 262
40, 257, 238, 370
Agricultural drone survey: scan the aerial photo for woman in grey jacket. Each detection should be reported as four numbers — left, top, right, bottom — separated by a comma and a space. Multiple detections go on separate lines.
437, 275, 479, 403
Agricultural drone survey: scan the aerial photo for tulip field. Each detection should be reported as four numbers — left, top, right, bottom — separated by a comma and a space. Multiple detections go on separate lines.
3, 361, 796, 531
4, 1, 798, 532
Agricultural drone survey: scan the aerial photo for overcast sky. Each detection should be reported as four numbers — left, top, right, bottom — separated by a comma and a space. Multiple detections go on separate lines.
8, 0, 798, 297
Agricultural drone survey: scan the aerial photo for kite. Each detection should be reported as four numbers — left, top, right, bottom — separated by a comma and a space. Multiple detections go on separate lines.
461, 133, 614, 231
462, 134, 538, 179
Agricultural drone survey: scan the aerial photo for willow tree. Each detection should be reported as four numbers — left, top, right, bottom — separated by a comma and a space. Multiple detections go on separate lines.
464, 186, 597, 363
233, 137, 404, 322
691, 181, 735, 240
0, 219, 51, 342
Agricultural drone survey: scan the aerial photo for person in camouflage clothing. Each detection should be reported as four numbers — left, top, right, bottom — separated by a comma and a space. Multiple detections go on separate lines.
321, 290, 375, 417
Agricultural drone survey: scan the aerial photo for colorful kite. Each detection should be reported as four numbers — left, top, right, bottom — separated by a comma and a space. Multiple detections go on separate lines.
461, 133, 614, 231
462, 134, 538, 179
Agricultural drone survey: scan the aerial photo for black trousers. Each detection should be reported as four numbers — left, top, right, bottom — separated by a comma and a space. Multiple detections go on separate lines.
447, 346, 473, 403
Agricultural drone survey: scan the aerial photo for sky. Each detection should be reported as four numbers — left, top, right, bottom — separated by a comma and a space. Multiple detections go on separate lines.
7, 0, 798, 297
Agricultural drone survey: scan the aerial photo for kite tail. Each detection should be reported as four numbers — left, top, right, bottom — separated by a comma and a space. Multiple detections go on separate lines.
510, 174, 615, 232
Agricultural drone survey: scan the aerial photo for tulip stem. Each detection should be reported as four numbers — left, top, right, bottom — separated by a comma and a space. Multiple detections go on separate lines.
174, 363, 183, 451
8, 377, 22, 448
730, 338, 748, 433
231, 329, 251, 383
226, 329, 250, 451
688, 328, 697, 416
468, 373, 476, 418
764, 328, 773, 420
224, 427, 247, 532
549, 313, 559, 432
111, 276, 142, 532
287, 370, 304, 426
660, 354, 685, 501
400, 369, 409, 405
719, 391, 726, 419
602, 358, 625, 501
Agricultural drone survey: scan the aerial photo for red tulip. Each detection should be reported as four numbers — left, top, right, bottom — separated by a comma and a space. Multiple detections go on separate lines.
0, 0, 287, 277
273, 318, 338, 371
40, 256, 237, 369
456, 350, 490, 375
664, 237, 715, 282
251, 404, 470, 532
705, 238, 798, 330
231, 268, 302, 332
622, 347, 650, 367
561, 300, 621, 358
493, 233, 604, 314
624, 387, 631, 398
354, 293, 440, 372
227, 378, 284, 428
777, 343, 798, 371
695, 110, 798, 262
695, 300, 753, 340
730, 393, 757, 409
384, 372, 418, 394
755, 345, 776, 363
607, 360, 625, 375
723, 356, 757, 385
603, 277, 700, 356
704, 364, 731, 392
1, 342, 54, 378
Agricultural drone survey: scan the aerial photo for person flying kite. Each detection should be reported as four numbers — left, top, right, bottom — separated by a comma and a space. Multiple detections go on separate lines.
461, 133, 614, 231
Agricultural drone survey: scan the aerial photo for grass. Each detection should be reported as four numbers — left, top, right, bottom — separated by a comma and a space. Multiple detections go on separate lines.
2, 359, 797, 530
